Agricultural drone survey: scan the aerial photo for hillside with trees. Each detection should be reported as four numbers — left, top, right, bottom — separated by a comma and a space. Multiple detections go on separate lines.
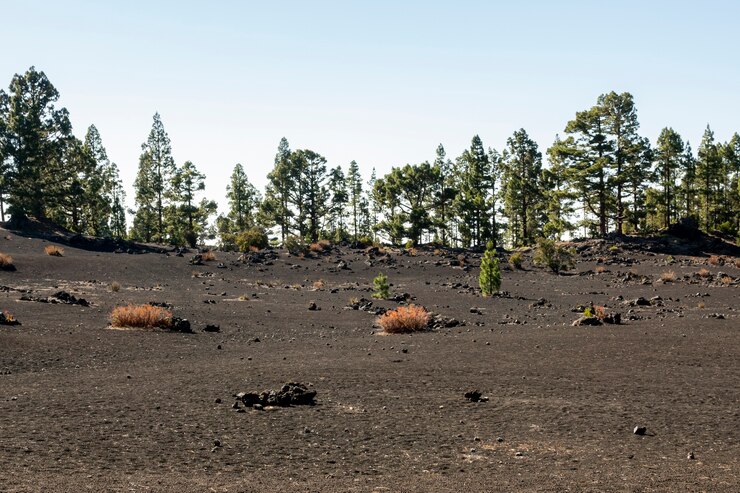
1, 67, 738, 247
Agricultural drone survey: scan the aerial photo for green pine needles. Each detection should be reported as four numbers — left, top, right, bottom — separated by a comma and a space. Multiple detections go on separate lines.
479, 242, 501, 296
372, 272, 390, 299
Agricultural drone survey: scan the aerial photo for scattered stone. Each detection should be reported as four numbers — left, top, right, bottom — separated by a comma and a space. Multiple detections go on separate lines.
469, 307, 483, 315
623, 297, 652, 307
170, 317, 192, 333
307, 301, 319, 311
20, 290, 90, 307
464, 390, 484, 402
203, 324, 220, 333
189, 254, 203, 265
571, 316, 602, 326
633, 426, 647, 436
687, 451, 695, 460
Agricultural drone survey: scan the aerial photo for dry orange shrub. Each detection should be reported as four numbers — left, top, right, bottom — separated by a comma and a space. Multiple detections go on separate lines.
44, 245, 64, 256
378, 305, 430, 334
110, 304, 172, 329
309, 239, 332, 253
202, 251, 216, 261
660, 270, 676, 282
0, 252, 12, 268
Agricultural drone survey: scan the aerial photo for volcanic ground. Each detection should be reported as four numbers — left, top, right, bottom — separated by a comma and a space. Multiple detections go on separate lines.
1, 227, 738, 492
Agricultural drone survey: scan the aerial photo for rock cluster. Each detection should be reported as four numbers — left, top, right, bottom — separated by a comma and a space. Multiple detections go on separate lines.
234, 382, 316, 409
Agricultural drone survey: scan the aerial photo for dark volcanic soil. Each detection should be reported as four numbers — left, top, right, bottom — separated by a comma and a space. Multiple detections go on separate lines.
1, 230, 738, 492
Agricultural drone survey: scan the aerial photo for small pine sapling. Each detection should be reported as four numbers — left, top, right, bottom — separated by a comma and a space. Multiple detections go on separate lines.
372, 272, 390, 299
479, 241, 501, 296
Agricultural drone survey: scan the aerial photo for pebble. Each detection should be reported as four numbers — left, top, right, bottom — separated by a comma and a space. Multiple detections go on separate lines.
633, 426, 647, 435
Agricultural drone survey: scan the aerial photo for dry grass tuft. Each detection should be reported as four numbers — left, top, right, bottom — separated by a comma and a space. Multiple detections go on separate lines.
660, 270, 676, 282
110, 281, 121, 292
201, 250, 216, 261
44, 245, 64, 257
708, 255, 723, 266
313, 279, 326, 290
0, 252, 13, 269
734, 258, 740, 269
595, 265, 607, 274
720, 275, 732, 285
309, 239, 332, 253
378, 305, 431, 334
697, 268, 711, 278
697, 302, 705, 309
110, 304, 172, 329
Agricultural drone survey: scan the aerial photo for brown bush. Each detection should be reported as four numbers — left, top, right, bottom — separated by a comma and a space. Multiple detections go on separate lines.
708, 255, 723, 266
0, 252, 13, 269
110, 304, 172, 329
44, 245, 64, 257
313, 279, 326, 290
378, 305, 430, 334
201, 251, 216, 261
595, 265, 607, 274
697, 268, 711, 278
309, 239, 332, 253
110, 282, 121, 292
720, 275, 732, 285
660, 270, 676, 282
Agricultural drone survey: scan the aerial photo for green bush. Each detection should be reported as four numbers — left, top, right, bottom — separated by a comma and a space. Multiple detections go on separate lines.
372, 272, 390, 299
284, 235, 309, 256
533, 238, 574, 274
235, 227, 269, 252
479, 242, 501, 296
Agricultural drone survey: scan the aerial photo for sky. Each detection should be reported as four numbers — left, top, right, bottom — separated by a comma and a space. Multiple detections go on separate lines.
2, 0, 739, 216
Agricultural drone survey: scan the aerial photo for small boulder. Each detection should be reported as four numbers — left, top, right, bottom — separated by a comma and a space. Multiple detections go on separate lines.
572, 316, 603, 326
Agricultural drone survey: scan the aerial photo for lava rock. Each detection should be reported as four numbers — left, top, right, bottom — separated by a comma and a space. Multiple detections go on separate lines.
203, 324, 220, 333
633, 426, 647, 435
171, 317, 192, 333
571, 316, 603, 326
464, 390, 483, 402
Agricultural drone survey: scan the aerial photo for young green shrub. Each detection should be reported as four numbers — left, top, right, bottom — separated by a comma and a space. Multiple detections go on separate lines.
236, 227, 269, 252
533, 238, 574, 274
479, 242, 501, 296
377, 305, 430, 334
372, 272, 390, 299
509, 251, 523, 269
284, 236, 309, 256
110, 304, 172, 329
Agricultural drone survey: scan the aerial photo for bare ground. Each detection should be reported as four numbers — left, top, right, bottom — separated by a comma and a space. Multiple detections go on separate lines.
1, 229, 738, 492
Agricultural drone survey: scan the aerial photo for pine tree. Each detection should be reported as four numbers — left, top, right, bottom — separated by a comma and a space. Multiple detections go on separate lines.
81, 125, 116, 236
501, 129, 545, 246
168, 160, 206, 246
679, 142, 698, 221
327, 165, 348, 240
696, 126, 722, 230
346, 160, 363, 240
543, 136, 576, 239
479, 241, 501, 296
262, 138, 293, 242
132, 113, 175, 242
456, 135, 491, 247
0, 67, 74, 221
654, 128, 684, 228
432, 144, 457, 246
226, 163, 260, 232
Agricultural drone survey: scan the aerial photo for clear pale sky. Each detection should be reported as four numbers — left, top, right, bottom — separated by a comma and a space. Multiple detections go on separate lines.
2, 1, 739, 215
